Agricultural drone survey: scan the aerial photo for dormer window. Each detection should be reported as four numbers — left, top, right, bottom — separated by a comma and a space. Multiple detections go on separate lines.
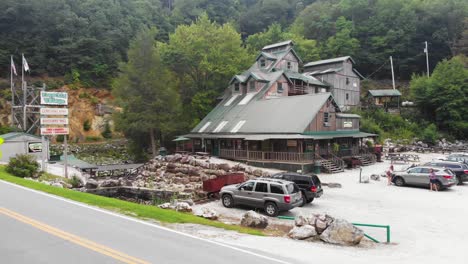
260, 59, 266, 68
234, 83, 240, 92
249, 81, 255, 92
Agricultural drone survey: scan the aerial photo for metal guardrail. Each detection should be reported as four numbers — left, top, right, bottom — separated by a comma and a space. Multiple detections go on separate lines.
277, 216, 391, 243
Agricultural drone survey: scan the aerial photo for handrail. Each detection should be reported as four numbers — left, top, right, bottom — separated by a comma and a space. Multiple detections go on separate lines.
330, 152, 345, 170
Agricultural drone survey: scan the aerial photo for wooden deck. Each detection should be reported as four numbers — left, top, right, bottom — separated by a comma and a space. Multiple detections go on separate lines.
219, 149, 314, 162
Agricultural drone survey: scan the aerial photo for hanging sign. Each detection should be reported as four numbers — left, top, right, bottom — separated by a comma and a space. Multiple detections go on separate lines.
40, 127, 69, 135
40, 92, 68, 105
28, 142, 43, 153
343, 121, 353, 128
40, 118, 69, 125
40, 108, 69, 116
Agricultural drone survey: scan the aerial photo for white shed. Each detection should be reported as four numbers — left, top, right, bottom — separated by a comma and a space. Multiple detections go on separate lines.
0, 132, 49, 163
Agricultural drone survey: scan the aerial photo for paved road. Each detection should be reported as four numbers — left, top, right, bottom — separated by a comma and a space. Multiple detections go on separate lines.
0, 180, 293, 264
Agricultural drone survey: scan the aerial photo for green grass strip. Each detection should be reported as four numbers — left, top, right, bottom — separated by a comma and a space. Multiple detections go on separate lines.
0, 166, 263, 236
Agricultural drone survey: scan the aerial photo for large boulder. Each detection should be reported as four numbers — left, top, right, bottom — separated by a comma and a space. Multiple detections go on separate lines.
175, 202, 192, 212
240, 211, 269, 229
319, 219, 364, 245
193, 207, 219, 220
99, 179, 120, 188
158, 203, 173, 209
294, 214, 308, 227
85, 179, 98, 189
217, 163, 231, 172
52, 182, 63, 188
288, 225, 317, 240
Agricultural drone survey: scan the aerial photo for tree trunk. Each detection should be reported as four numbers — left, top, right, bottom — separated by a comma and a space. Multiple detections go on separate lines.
150, 128, 157, 156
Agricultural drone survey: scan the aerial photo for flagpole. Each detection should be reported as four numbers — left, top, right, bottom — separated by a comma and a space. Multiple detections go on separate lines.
22, 53, 26, 131
10, 56, 14, 125
390, 56, 395, 90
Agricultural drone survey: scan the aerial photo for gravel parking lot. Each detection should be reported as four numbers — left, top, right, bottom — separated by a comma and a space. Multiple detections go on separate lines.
192, 152, 468, 264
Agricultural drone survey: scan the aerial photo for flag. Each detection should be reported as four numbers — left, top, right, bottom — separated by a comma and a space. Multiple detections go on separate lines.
22, 54, 30, 72
11, 57, 17, 76
424, 47, 427, 53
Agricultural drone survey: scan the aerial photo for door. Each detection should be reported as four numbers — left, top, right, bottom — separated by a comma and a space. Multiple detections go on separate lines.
416, 168, 431, 186
404, 167, 421, 185
252, 182, 269, 207
236, 181, 256, 206
212, 139, 220, 156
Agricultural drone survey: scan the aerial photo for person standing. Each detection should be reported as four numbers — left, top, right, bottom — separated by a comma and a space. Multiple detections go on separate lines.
386, 165, 394, 185
429, 168, 438, 191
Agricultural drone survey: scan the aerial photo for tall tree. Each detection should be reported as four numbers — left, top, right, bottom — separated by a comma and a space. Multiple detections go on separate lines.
113, 27, 180, 158
324, 16, 360, 57
163, 14, 251, 126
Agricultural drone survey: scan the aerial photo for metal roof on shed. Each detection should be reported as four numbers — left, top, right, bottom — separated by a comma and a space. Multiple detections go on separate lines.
0, 132, 42, 141
304, 56, 355, 67
368, 89, 401, 97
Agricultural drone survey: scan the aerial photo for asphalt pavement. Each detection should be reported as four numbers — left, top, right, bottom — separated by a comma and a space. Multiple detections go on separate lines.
0, 180, 294, 264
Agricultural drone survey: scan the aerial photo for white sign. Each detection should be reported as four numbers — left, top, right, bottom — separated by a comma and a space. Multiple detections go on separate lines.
28, 142, 43, 153
41, 118, 69, 125
41, 92, 68, 105
343, 121, 353, 128
40, 127, 69, 135
40, 108, 69, 116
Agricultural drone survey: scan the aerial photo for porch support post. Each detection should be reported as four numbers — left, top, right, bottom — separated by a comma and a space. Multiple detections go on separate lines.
246, 140, 249, 160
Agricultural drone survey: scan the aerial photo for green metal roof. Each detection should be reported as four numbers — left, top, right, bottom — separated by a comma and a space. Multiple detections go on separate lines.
302, 131, 376, 139
60, 155, 98, 170
368, 89, 401, 97
284, 71, 329, 87
304, 56, 355, 67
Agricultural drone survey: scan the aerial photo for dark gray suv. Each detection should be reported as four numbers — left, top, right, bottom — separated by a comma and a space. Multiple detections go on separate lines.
220, 178, 302, 217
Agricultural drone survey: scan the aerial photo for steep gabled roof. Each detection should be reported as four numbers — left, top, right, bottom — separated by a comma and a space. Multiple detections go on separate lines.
262, 40, 293, 51
284, 71, 329, 87
304, 56, 355, 68
190, 93, 336, 134
255, 52, 278, 61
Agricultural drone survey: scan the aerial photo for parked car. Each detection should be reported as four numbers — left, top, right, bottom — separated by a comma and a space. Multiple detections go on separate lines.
270, 172, 323, 206
220, 178, 303, 217
447, 154, 468, 165
424, 161, 468, 185
392, 166, 456, 190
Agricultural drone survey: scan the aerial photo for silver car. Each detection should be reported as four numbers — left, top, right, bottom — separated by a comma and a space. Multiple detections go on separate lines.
220, 178, 303, 217
392, 166, 456, 189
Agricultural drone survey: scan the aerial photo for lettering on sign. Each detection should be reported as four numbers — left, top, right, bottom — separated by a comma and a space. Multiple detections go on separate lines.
28, 142, 43, 153
40, 127, 69, 135
40, 108, 69, 116
40, 118, 69, 125
40, 92, 68, 105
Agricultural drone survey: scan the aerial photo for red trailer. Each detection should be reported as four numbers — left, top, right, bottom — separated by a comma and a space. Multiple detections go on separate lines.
203, 173, 245, 198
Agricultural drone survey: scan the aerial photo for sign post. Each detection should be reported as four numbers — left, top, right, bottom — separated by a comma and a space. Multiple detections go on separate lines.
40, 91, 69, 178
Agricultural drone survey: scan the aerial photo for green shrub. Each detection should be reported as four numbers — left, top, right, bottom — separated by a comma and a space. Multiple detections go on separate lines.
420, 124, 439, 145
101, 122, 112, 139
6, 154, 40, 178
79, 92, 91, 99
90, 96, 99, 105
83, 120, 91, 131
85, 136, 102, 142
69, 175, 82, 188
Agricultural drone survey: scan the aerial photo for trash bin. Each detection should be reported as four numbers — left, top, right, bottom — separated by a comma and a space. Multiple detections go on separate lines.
314, 160, 321, 174
159, 147, 167, 156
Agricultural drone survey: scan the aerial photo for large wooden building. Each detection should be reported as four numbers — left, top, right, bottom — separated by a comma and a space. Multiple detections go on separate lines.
303, 56, 364, 111
180, 41, 375, 173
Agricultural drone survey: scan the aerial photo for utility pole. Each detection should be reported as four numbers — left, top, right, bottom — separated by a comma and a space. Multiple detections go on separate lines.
424, 41, 430, 77
390, 56, 395, 90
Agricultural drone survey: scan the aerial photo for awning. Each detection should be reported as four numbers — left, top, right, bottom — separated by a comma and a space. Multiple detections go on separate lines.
173, 136, 190, 142
184, 131, 377, 141
243, 134, 315, 141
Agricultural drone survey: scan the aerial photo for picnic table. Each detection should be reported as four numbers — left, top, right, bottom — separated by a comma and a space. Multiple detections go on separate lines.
385, 153, 420, 163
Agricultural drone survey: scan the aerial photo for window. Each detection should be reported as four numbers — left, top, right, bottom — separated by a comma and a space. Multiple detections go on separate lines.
260, 59, 266, 67
420, 168, 430, 173
255, 182, 268, 193
198, 121, 211, 132
323, 112, 330, 123
234, 83, 239, 92
346, 77, 350, 85
408, 168, 421, 173
277, 82, 283, 93
213, 121, 228, 133
287, 61, 292, 69
240, 181, 255, 191
286, 183, 299, 194
270, 184, 284, 194
231, 120, 246, 133
346, 93, 349, 100
249, 81, 256, 92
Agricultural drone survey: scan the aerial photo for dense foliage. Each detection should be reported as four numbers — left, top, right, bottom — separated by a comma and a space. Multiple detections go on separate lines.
6, 154, 40, 178
410, 55, 468, 139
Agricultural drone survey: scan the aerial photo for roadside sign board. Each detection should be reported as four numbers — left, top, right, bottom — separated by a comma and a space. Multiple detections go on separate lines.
28, 142, 43, 153
40, 118, 69, 125
40, 92, 68, 105
40, 127, 69, 135
40, 108, 69, 116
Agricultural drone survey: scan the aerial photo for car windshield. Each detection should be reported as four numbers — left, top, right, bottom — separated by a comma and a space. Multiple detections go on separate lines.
286, 183, 299, 194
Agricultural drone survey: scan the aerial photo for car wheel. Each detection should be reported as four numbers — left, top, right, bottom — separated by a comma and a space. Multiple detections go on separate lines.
222, 194, 234, 208
264, 202, 279, 217
394, 177, 405, 187
298, 192, 307, 207
306, 197, 314, 204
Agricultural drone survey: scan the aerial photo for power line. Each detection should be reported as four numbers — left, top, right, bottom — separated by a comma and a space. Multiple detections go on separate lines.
365, 60, 389, 79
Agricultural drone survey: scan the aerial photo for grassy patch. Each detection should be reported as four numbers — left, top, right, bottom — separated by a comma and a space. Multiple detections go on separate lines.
0, 166, 263, 236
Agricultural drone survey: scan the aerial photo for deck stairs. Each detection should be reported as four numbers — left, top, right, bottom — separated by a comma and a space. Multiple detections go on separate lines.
318, 154, 345, 174
356, 153, 376, 166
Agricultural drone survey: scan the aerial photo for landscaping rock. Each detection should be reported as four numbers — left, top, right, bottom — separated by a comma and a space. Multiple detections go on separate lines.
327, 183, 342, 188
288, 225, 317, 240
99, 179, 120, 188
52, 182, 63, 188
370, 174, 381, 181
294, 214, 308, 227
158, 203, 172, 209
319, 218, 364, 246
85, 179, 99, 189
175, 202, 192, 212
240, 210, 269, 229
193, 207, 219, 220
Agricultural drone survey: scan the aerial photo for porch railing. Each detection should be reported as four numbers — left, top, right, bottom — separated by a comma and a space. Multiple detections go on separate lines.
219, 149, 315, 162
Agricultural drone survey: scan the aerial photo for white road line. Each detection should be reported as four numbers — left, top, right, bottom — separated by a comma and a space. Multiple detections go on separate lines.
0, 180, 292, 264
